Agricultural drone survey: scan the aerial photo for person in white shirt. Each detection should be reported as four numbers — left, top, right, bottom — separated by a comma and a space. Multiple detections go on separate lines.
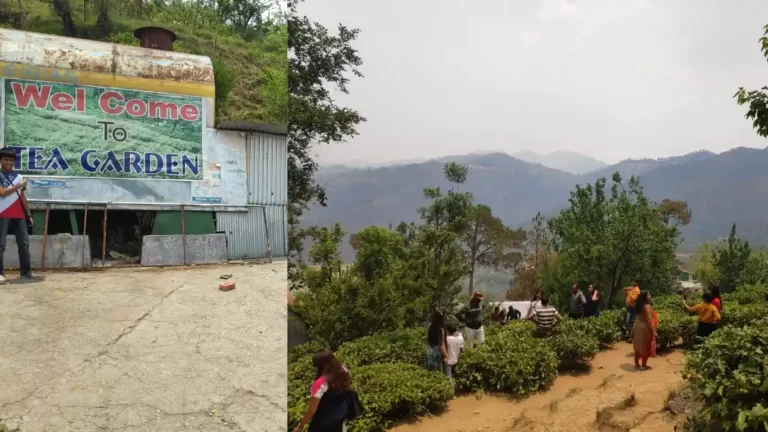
444, 323, 464, 379
526, 290, 543, 319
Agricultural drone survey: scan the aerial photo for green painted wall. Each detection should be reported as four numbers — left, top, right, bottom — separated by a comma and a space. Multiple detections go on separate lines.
152, 211, 216, 235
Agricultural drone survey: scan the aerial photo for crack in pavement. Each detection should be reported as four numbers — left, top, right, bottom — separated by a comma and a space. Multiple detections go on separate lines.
0, 284, 185, 414
95, 283, 184, 358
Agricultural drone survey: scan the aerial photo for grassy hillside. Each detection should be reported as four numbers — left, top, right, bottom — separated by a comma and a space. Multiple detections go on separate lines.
0, 0, 287, 126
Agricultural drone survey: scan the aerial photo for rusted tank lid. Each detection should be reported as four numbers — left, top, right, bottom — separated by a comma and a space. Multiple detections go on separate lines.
133, 27, 177, 51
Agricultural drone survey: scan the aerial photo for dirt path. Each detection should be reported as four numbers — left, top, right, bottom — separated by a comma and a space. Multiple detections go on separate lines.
392, 343, 686, 432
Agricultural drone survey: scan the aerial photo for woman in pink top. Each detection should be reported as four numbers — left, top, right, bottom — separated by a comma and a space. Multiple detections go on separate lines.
294, 349, 352, 432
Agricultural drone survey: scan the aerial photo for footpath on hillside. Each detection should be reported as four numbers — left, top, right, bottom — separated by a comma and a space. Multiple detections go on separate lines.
392, 343, 686, 432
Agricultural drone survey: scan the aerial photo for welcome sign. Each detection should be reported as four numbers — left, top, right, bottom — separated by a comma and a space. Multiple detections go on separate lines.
1, 78, 204, 180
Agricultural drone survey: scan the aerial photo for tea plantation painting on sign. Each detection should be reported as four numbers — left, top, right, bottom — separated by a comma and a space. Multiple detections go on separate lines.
1, 78, 204, 180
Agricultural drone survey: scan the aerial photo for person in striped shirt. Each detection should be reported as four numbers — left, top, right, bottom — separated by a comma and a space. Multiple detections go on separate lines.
529, 296, 560, 337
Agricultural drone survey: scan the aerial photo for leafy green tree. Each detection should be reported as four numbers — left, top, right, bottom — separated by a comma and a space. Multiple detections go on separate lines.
734, 24, 768, 137
691, 243, 721, 287
463, 204, 526, 295
417, 163, 473, 306
546, 173, 681, 307
287, 0, 365, 285
713, 224, 752, 292
303, 223, 345, 285
739, 250, 768, 286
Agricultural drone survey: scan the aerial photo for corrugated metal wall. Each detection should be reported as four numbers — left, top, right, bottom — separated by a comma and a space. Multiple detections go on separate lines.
247, 133, 288, 205
216, 205, 287, 259
215, 130, 288, 259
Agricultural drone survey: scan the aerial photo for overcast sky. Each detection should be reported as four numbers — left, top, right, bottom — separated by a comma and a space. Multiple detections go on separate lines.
299, 0, 768, 166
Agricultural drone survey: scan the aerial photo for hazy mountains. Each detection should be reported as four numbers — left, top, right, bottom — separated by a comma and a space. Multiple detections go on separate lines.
512, 150, 607, 174
304, 148, 768, 262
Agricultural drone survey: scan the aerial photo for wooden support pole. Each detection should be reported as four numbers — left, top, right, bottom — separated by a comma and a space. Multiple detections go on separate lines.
40, 205, 50, 270
180, 204, 187, 266
262, 206, 272, 263
101, 205, 108, 270
81, 203, 88, 269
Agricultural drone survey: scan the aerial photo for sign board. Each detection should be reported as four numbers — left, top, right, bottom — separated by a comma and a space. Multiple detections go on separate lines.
1, 78, 204, 180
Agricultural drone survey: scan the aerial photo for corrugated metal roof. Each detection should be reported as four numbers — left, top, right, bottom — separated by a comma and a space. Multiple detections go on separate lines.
217, 120, 287, 135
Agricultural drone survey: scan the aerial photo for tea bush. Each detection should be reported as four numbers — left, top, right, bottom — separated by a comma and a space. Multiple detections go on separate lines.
454, 327, 558, 395
683, 322, 768, 432
547, 329, 599, 369
719, 303, 768, 329
722, 284, 768, 306
347, 363, 454, 432
655, 311, 697, 350
555, 312, 624, 348
336, 327, 426, 368
288, 341, 325, 364
287, 361, 453, 432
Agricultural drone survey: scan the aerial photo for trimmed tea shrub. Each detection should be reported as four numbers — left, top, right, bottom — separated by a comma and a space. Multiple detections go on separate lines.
454, 326, 558, 395
348, 363, 454, 432
655, 311, 697, 350
555, 312, 624, 348
719, 303, 768, 329
288, 341, 325, 364
722, 284, 768, 306
683, 322, 768, 432
336, 327, 426, 368
547, 329, 599, 369
288, 361, 453, 432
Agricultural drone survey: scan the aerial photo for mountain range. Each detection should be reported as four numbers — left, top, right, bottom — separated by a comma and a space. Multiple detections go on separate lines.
303, 147, 768, 262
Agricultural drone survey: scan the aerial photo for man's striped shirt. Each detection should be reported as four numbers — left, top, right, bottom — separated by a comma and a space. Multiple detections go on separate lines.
534, 306, 560, 330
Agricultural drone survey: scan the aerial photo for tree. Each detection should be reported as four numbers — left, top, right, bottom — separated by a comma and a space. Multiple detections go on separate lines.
304, 223, 345, 285
507, 213, 555, 301
734, 24, 768, 138
690, 243, 721, 287
463, 204, 526, 295
659, 199, 692, 226
287, 0, 366, 285
739, 249, 768, 286
48, 0, 76, 36
417, 163, 473, 307
546, 173, 682, 307
713, 224, 751, 292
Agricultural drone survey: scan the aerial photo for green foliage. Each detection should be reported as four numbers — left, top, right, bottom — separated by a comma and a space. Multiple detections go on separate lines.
691, 243, 721, 287
212, 59, 237, 116
336, 328, 426, 368
714, 224, 752, 292
722, 284, 768, 306
546, 174, 683, 309
454, 326, 558, 395
554, 312, 624, 349
288, 341, 324, 364
347, 364, 454, 432
683, 322, 768, 432
464, 204, 526, 296
734, 24, 768, 139
655, 311, 697, 350
288, 362, 453, 432
286, 0, 365, 284
719, 303, 768, 329
547, 327, 599, 369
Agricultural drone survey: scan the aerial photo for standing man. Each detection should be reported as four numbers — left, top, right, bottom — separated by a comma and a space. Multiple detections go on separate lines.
624, 280, 641, 338
457, 291, 485, 349
0, 148, 42, 283
529, 296, 560, 337
568, 283, 586, 319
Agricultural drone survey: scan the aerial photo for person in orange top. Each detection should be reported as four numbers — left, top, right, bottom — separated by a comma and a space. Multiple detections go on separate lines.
683, 292, 721, 339
624, 280, 641, 338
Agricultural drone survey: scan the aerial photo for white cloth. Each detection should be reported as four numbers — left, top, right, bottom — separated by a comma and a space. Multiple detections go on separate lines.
445, 333, 464, 365
527, 300, 542, 318
464, 326, 485, 349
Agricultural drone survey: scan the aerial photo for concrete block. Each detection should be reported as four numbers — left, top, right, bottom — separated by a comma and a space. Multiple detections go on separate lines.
3, 234, 91, 269
141, 234, 228, 266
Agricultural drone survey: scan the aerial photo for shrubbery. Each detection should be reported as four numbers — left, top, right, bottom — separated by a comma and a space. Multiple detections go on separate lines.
288, 292, 729, 431
336, 328, 426, 368
454, 326, 558, 395
683, 322, 768, 432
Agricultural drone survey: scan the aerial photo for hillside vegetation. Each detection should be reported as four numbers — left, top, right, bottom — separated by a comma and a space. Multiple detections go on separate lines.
0, 0, 287, 126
